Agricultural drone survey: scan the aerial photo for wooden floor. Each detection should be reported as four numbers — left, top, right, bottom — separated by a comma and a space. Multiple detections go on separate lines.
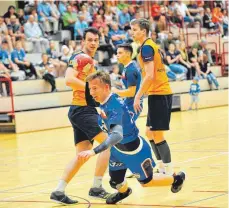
0, 106, 228, 208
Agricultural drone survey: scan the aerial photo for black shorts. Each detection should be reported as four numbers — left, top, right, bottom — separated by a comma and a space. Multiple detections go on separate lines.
146, 94, 173, 131
68, 105, 102, 145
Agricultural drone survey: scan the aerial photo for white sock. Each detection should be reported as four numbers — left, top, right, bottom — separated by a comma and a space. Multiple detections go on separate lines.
164, 163, 173, 175
55, 180, 67, 192
93, 176, 103, 188
157, 160, 165, 173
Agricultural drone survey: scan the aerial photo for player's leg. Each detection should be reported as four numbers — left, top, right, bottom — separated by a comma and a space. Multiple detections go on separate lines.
106, 151, 132, 204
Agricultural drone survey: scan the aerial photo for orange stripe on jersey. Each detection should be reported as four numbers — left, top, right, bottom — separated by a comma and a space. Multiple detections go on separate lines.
137, 39, 172, 95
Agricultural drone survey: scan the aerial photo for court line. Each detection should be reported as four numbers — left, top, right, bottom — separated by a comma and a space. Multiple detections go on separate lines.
0, 200, 219, 208
183, 193, 228, 206
193, 191, 228, 193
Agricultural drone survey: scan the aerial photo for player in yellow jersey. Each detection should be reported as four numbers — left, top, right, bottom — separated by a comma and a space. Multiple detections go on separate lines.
130, 19, 174, 176
50, 28, 110, 204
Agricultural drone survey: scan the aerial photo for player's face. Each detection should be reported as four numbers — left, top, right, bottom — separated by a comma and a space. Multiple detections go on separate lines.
89, 78, 110, 103
131, 24, 144, 43
84, 32, 100, 55
117, 48, 130, 64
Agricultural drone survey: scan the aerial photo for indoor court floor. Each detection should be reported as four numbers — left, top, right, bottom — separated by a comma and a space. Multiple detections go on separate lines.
0, 106, 228, 208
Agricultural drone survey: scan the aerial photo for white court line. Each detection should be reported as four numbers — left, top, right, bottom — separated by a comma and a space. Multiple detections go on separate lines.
175, 153, 228, 165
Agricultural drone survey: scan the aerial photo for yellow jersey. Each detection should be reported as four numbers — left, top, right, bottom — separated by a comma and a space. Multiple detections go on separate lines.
137, 38, 172, 95
68, 51, 96, 106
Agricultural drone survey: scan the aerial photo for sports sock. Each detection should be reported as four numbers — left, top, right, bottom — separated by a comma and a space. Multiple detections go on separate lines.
55, 179, 67, 192
92, 176, 103, 188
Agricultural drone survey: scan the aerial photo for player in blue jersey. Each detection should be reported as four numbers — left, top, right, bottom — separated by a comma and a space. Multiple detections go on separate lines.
112, 44, 142, 121
78, 71, 185, 204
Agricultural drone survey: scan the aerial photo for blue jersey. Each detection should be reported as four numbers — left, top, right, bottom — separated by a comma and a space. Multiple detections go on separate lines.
100, 93, 139, 144
122, 61, 142, 107
190, 83, 200, 95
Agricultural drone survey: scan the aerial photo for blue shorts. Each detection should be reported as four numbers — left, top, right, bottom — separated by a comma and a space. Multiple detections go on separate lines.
109, 136, 156, 184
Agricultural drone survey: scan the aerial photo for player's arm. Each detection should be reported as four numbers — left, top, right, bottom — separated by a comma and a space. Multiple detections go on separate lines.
93, 124, 123, 154
65, 67, 85, 91
135, 45, 155, 99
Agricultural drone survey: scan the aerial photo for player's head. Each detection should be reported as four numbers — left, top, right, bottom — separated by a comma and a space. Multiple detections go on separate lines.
83, 27, 100, 56
117, 43, 133, 65
193, 76, 199, 84
86, 71, 111, 103
130, 18, 150, 43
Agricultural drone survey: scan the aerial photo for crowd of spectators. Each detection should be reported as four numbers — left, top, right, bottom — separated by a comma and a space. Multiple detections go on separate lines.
0, 0, 228, 96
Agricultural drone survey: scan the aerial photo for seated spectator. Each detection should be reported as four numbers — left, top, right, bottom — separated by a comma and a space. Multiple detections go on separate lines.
37, 0, 59, 34
3, 5, 19, 25
203, 7, 218, 30
0, 16, 13, 51
11, 40, 37, 79
168, 0, 182, 25
188, 47, 201, 80
0, 41, 25, 81
46, 41, 67, 77
62, 5, 78, 39
69, 1, 78, 13
48, 0, 61, 20
97, 7, 106, 22
60, 45, 72, 65
222, 9, 228, 37
119, 7, 130, 29
81, 5, 92, 23
37, 53, 57, 92
0, 63, 11, 97
8, 15, 26, 49
92, 15, 106, 29
110, 64, 123, 89
212, 3, 224, 36
192, 38, 214, 65
187, 0, 203, 24
18, 9, 26, 26
104, 6, 114, 25
74, 12, 88, 40
128, 5, 136, 20
24, 15, 49, 53
178, 41, 189, 62
198, 53, 220, 90
166, 43, 189, 80
162, 32, 175, 52
151, 2, 167, 31
109, 22, 126, 48
58, 0, 67, 16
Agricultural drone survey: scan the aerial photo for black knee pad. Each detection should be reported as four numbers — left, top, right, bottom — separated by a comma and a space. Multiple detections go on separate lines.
109, 179, 118, 190
109, 169, 126, 190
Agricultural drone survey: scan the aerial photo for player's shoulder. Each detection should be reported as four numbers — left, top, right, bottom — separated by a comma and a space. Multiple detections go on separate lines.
108, 94, 124, 108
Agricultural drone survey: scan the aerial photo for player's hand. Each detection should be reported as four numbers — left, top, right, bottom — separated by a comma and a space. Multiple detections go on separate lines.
78, 150, 95, 163
134, 96, 142, 114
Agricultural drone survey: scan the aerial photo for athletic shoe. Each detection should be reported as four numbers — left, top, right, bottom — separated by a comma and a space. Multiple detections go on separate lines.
106, 188, 132, 204
171, 171, 186, 193
89, 187, 110, 200
50, 191, 78, 204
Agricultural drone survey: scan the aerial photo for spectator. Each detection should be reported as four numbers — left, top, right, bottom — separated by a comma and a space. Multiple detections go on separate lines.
162, 32, 175, 52
0, 16, 13, 51
18, 9, 26, 26
74, 12, 88, 40
198, 54, 220, 90
69, 1, 78, 13
187, 0, 203, 24
37, 53, 57, 92
11, 40, 37, 79
46, 41, 67, 77
203, 7, 217, 30
222, 9, 228, 37
3, 5, 19, 25
192, 38, 214, 65
189, 77, 200, 110
110, 64, 123, 89
62, 5, 78, 39
119, 7, 130, 29
97, 7, 106, 21
8, 15, 26, 49
0, 63, 11, 97
168, 0, 183, 25
0, 41, 25, 81
81, 5, 92, 23
128, 5, 136, 20
37, 0, 59, 34
109, 22, 126, 47
166, 43, 189, 80
212, 3, 224, 36
48, 0, 61, 20
24, 15, 49, 53
104, 6, 114, 25
92, 15, 106, 29
60, 45, 71, 71
178, 41, 189, 63
188, 47, 201, 80
58, 0, 67, 15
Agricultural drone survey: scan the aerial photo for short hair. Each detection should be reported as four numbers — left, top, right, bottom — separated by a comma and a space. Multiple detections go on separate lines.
117, 43, 133, 56
83, 27, 101, 40
86, 71, 111, 88
130, 18, 150, 36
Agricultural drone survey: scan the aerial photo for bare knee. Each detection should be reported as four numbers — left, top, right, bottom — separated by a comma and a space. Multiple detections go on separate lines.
145, 127, 154, 140
152, 131, 164, 143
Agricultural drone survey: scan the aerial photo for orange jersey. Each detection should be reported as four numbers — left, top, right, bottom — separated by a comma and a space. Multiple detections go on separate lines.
137, 38, 172, 95
68, 51, 95, 106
